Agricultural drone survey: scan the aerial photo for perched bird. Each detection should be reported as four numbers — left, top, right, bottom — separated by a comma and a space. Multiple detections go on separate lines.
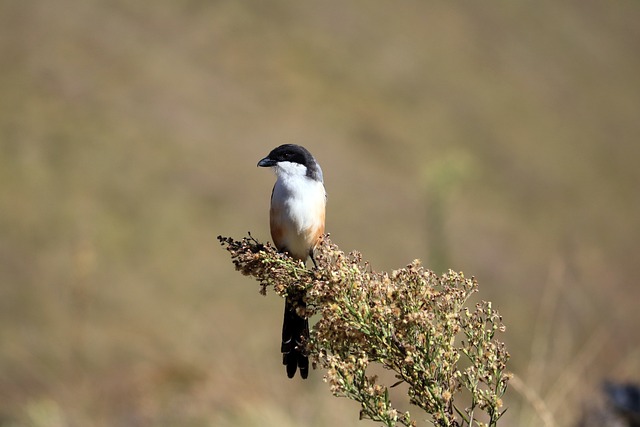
258, 144, 326, 379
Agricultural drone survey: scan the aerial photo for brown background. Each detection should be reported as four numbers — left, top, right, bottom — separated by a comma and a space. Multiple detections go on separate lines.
1, 1, 639, 426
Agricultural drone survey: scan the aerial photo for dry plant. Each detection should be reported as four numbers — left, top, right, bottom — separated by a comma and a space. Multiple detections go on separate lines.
218, 234, 510, 427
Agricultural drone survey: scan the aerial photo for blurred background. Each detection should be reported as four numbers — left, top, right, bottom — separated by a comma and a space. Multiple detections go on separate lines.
1, 1, 639, 426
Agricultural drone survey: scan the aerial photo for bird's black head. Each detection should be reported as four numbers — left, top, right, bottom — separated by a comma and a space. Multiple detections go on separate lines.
257, 144, 313, 167
257, 144, 323, 182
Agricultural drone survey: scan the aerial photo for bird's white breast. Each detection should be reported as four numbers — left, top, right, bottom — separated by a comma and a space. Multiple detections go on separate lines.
271, 162, 326, 259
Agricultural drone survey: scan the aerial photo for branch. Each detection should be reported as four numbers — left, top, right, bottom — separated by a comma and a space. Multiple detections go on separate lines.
218, 234, 510, 427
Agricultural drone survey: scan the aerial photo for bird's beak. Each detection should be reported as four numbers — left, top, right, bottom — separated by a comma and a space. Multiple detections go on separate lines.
257, 157, 276, 167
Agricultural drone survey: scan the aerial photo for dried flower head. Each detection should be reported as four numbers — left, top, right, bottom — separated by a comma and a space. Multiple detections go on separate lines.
218, 234, 510, 427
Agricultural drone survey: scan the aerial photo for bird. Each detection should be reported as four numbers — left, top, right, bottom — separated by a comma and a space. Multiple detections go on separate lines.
257, 144, 326, 379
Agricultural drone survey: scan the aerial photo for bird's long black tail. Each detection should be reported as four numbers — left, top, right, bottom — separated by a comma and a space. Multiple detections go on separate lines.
281, 296, 309, 379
